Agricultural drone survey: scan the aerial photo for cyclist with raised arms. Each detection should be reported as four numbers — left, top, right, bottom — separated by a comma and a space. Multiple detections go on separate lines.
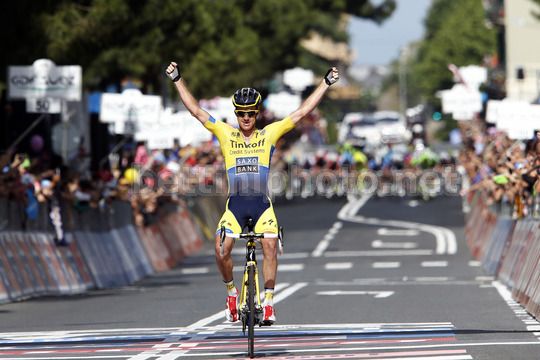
166, 62, 339, 324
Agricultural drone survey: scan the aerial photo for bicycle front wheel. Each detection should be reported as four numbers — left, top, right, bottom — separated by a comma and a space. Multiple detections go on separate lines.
247, 264, 256, 358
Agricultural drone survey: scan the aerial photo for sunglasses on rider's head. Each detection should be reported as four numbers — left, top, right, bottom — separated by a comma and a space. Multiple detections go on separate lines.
235, 110, 259, 117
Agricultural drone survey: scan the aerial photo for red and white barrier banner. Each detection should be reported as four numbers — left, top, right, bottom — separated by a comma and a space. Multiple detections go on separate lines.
14, 232, 46, 295
1, 233, 35, 298
27, 233, 56, 293
73, 231, 131, 289
499, 221, 536, 288
0, 236, 23, 300
512, 223, 540, 312
137, 225, 174, 272
0, 276, 8, 304
39, 233, 72, 294
60, 233, 94, 291
176, 207, 203, 255
0, 196, 223, 304
112, 226, 153, 281
481, 218, 514, 275
466, 192, 540, 319
157, 216, 185, 264
465, 195, 498, 259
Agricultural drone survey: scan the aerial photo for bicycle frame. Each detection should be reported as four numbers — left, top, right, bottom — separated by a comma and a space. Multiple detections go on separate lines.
219, 221, 283, 358
238, 238, 262, 322
220, 229, 282, 327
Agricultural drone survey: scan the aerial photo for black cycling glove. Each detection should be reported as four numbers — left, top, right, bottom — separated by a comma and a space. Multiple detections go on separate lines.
167, 66, 181, 82
324, 68, 338, 86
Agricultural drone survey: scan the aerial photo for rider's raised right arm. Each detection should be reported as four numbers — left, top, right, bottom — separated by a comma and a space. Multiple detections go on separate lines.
166, 61, 210, 125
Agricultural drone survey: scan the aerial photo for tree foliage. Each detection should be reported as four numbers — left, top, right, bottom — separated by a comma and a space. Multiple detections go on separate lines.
532, 0, 540, 19
0, 1, 60, 92
0, 0, 396, 97
410, 0, 496, 104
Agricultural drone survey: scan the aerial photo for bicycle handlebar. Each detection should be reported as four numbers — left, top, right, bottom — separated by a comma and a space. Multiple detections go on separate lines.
219, 226, 284, 256
228, 233, 279, 239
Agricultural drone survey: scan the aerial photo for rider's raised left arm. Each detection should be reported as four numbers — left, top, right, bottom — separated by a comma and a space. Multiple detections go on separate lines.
288, 67, 339, 125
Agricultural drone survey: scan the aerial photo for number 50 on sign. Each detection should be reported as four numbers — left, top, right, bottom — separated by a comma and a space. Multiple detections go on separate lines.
26, 97, 62, 114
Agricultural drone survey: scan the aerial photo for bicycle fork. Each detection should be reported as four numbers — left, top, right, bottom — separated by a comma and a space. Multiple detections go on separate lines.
239, 261, 262, 333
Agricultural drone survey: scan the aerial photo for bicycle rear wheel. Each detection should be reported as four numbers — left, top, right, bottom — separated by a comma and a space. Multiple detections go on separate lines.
247, 264, 256, 358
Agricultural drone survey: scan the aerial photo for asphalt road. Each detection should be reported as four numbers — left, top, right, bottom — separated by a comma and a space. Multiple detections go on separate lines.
1, 195, 540, 359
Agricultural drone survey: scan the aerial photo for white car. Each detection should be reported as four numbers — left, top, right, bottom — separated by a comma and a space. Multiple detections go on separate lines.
338, 113, 381, 147
373, 111, 411, 144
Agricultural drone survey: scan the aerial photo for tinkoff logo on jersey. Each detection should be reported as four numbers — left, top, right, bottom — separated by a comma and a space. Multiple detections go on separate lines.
229, 138, 265, 148
236, 157, 259, 174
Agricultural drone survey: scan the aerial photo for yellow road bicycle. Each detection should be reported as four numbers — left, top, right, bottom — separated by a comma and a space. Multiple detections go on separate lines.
220, 218, 283, 358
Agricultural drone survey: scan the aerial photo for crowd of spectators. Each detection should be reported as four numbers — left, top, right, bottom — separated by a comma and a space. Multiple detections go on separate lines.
0, 140, 230, 232
0, 110, 310, 232
459, 122, 540, 218
4, 107, 504, 236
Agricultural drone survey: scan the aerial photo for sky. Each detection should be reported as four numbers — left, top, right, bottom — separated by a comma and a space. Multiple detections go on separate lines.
348, 0, 433, 66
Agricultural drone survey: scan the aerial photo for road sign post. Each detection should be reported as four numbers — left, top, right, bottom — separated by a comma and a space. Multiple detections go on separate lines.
7, 59, 83, 161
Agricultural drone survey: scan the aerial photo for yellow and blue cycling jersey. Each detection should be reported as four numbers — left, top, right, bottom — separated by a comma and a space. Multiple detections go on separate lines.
204, 115, 294, 234
204, 115, 294, 196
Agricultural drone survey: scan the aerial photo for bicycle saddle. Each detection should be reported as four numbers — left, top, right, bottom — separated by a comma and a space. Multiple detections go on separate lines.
244, 217, 255, 232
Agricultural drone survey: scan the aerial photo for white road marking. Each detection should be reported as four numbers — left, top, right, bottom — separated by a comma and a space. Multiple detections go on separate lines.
336, 278, 497, 286
421, 261, 448, 268
180, 267, 209, 275
377, 228, 420, 236
257, 322, 454, 329
144, 341, 540, 358
493, 281, 540, 340
155, 350, 190, 360
325, 249, 434, 257
338, 196, 457, 255
230, 248, 246, 255
325, 262, 353, 270
186, 282, 307, 331
127, 343, 172, 360
328, 227, 340, 235
378, 356, 471, 360
415, 277, 450, 282
339, 194, 372, 217
372, 262, 401, 269
231, 249, 312, 257
0, 328, 188, 337
468, 260, 481, 267
317, 290, 394, 298
8, 357, 128, 359
279, 252, 310, 259
231, 249, 311, 257
372, 239, 418, 249
232, 265, 244, 272
272, 282, 308, 303
312, 238, 332, 257
408, 200, 420, 207
278, 263, 304, 272
475, 276, 495, 281
312, 221, 343, 257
